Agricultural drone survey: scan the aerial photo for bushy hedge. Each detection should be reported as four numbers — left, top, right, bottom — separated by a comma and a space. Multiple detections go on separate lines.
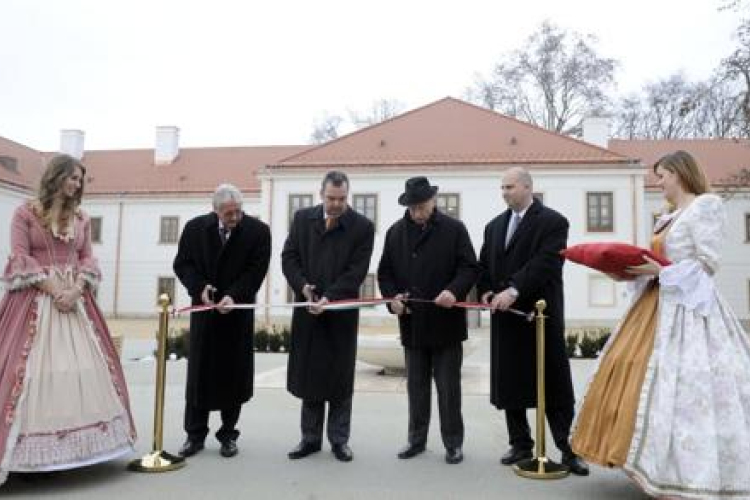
565, 327, 611, 359
254, 325, 291, 353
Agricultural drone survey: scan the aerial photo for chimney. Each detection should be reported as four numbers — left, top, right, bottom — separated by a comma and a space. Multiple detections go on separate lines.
582, 116, 609, 148
60, 129, 85, 160
155, 126, 179, 164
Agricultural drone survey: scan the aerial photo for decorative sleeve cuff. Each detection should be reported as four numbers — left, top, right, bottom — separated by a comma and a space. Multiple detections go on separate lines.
659, 259, 715, 316
2, 255, 47, 291
78, 257, 102, 289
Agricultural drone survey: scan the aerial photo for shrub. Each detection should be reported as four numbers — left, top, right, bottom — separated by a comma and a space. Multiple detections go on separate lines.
254, 328, 269, 352
268, 333, 282, 352
594, 329, 612, 353
565, 334, 578, 358
578, 335, 600, 359
279, 325, 291, 352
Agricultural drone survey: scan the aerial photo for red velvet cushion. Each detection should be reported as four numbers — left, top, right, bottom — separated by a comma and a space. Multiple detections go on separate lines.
561, 242, 671, 279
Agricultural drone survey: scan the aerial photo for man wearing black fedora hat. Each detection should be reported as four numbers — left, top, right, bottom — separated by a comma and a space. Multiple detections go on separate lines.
378, 176, 479, 465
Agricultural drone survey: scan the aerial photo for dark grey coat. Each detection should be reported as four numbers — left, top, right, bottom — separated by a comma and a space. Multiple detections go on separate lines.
282, 205, 375, 401
478, 200, 574, 410
173, 212, 271, 409
377, 209, 479, 349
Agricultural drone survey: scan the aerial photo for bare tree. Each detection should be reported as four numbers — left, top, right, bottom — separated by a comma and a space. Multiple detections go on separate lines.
723, 19, 750, 137
349, 99, 406, 129
467, 21, 617, 135
310, 114, 344, 144
612, 72, 745, 139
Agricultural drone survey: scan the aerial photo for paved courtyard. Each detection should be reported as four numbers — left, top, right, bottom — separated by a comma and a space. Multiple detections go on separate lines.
1, 321, 647, 499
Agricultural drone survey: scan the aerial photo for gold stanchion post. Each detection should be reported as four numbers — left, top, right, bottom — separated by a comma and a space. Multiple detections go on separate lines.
128, 294, 186, 472
514, 299, 569, 479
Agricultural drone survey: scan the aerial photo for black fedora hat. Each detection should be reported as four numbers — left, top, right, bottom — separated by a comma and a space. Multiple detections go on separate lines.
398, 177, 439, 206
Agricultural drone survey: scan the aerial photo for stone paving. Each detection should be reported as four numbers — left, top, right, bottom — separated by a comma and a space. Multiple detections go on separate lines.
0, 321, 646, 499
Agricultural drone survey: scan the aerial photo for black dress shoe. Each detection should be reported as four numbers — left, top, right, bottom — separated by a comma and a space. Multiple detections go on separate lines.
220, 439, 238, 458
562, 453, 590, 476
287, 441, 322, 460
178, 439, 205, 458
397, 443, 426, 459
332, 443, 353, 462
500, 447, 533, 465
445, 447, 463, 464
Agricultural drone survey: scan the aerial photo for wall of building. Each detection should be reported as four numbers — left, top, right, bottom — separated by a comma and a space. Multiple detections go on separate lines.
262, 166, 646, 328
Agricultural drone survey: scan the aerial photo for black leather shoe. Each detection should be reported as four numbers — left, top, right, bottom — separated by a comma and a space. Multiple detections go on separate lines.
287, 441, 322, 460
397, 443, 426, 459
178, 439, 205, 458
445, 447, 463, 464
220, 439, 238, 458
500, 447, 533, 465
332, 443, 353, 462
562, 453, 590, 476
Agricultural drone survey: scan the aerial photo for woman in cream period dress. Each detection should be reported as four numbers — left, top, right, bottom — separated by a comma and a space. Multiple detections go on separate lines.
571, 150, 750, 499
0, 154, 136, 485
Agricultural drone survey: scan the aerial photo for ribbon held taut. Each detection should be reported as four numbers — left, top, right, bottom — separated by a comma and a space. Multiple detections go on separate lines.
174, 297, 534, 321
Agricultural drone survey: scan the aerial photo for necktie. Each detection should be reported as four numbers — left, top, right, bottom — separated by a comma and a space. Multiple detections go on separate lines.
505, 213, 520, 248
326, 217, 338, 231
219, 227, 229, 244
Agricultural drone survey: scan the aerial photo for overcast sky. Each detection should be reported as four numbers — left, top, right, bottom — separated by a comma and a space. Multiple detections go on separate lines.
0, 0, 742, 151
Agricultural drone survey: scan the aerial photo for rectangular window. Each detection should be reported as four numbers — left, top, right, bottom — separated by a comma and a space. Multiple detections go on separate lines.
288, 194, 314, 228
90, 216, 103, 244
359, 273, 376, 298
353, 194, 378, 224
586, 192, 614, 232
157, 276, 176, 303
436, 193, 460, 219
159, 216, 179, 244
745, 213, 750, 242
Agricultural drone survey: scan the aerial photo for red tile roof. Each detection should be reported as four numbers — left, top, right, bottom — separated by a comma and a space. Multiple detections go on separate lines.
0, 142, 308, 195
80, 146, 307, 195
0, 137, 48, 192
271, 97, 633, 169
609, 139, 750, 188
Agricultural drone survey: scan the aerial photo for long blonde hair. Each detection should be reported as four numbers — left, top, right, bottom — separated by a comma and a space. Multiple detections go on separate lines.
34, 154, 86, 228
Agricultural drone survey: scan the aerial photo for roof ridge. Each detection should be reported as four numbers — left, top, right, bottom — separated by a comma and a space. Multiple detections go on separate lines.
274, 97, 457, 165
446, 98, 629, 160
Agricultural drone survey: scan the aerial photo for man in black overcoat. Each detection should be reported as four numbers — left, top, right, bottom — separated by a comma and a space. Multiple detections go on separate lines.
173, 183, 271, 459
281, 171, 374, 462
377, 177, 479, 465
477, 167, 588, 476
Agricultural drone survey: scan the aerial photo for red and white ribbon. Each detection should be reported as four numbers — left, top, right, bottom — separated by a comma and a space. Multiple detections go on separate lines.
173, 297, 533, 321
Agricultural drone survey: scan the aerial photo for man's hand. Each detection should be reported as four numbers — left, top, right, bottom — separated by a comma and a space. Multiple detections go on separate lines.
201, 284, 216, 305
434, 290, 457, 308
216, 295, 235, 314
490, 289, 517, 313
308, 296, 329, 315
390, 293, 409, 316
302, 283, 317, 302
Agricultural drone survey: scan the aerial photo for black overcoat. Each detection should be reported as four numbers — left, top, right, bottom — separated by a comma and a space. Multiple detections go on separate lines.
282, 205, 374, 401
173, 212, 271, 409
377, 209, 479, 349
478, 200, 574, 410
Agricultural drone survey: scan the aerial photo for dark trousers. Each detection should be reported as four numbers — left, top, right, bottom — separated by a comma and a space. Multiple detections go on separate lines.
300, 398, 352, 446
405, 343, 464, 450
505, 406, 574, 455
184, 402, 242, 444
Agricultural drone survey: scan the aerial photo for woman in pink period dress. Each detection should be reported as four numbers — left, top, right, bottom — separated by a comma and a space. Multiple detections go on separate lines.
0, 154, 136, 485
